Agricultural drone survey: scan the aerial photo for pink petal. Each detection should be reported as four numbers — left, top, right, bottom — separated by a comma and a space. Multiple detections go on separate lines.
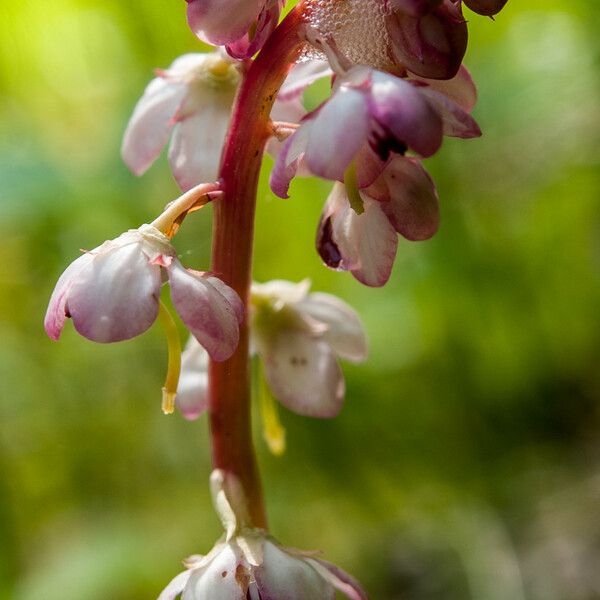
67, 241, 162, 343
305, 89, 370, 181
296, 293, 368, 363
269, 124, 310, 198
308, 559, 369, 600
168, 103, 232, 192
44, 252, 94, 341
226, 0, 282, 59
409, 64, 477, 112
203, 275, 244, 324
176, 337, 209, 420
167, 261, 240, 362
255, 541, 335, 600
186, 0, 264, 46
121, 77, 186, 176
370, 72, 443, 158
262, 330, 345, 418
388, 0, 442, 16
375, 156, 440, 240
157, 569, 192, 600
419, 88, 481, 138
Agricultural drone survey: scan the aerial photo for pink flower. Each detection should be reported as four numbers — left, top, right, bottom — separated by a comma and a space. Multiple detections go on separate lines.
270, 64, 479, 198
158, 470, 368, 600
175, 279, 367, 420
44, 224, 243, 362
186, 0, 284, 59
121, 51, 240, 191
317, 155, 439, 287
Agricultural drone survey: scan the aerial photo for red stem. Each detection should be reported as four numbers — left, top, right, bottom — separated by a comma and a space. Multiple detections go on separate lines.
208, 7, 304, 529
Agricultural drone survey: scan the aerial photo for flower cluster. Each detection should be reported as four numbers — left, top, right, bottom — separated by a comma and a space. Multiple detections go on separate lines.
45, 1, 511, 597
159, 470, 367, 600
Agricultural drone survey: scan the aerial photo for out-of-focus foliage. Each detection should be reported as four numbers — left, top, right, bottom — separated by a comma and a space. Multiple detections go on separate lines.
1, 1, 599, 599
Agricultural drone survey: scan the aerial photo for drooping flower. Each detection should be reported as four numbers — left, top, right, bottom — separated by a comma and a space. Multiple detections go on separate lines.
158, 469, 368, 600
385, 0, 468, 80
186, 0, 285, 59
461, 0, 508, 16
317, 155, 439, 286
175, 279, 367, 420
270, 63, 479, 198
121, 50, 240, 191
44, 224, 243, 362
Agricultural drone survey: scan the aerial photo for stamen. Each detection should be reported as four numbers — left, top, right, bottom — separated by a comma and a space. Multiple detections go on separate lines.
343, 162, 365, 215
256, 361, 286, 456
157, 300, 182, 415
151, 182, 222, 237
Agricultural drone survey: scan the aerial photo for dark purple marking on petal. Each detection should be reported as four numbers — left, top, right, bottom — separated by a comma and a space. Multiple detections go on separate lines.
316, 216, 342, 269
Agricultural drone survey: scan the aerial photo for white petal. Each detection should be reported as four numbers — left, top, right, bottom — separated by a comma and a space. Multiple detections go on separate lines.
177, 337, 209, 420
255, 540, 335, 600
327, 185, 398, 287
183, 543, 246, 600
67, 240, 162, 342
44, 252, 94, 340
121, 77, 186, 176
296, 293, 367, 362
278, 59, 332, 102
305, 89, 369, 181
167, 261, 240, 362
262, 331, 345, 418
168, 103, 231, 191
308, 559, 369, 600
158, 569, 192, 600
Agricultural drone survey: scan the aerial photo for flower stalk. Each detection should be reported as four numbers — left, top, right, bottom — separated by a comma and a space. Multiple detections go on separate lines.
208, 6, 305, 529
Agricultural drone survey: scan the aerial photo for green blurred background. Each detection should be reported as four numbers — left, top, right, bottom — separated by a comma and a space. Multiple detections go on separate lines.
1, 1, 599, 598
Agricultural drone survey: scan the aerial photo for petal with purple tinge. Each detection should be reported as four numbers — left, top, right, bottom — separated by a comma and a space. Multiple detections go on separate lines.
158, 569, 192, 600
270, 124, 310, 198
168, 103, 232, 192
226, 0, 282, 59
370, 72, 443, 158
305, 89, 369, 181
186, 0, 263, 46
67, 242, 162, 343
296, 293, 368, 363
167, 261, 240, 362
308, 559, 369, 600
262, 331, 345, 418
121, 78, 186, 176
409, 65, 477, 112
44, 252, 94, 341
376, 156, 439, 241
419, 88, 481, 138
177, 337, 209, 420
255, 541, 335, 600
